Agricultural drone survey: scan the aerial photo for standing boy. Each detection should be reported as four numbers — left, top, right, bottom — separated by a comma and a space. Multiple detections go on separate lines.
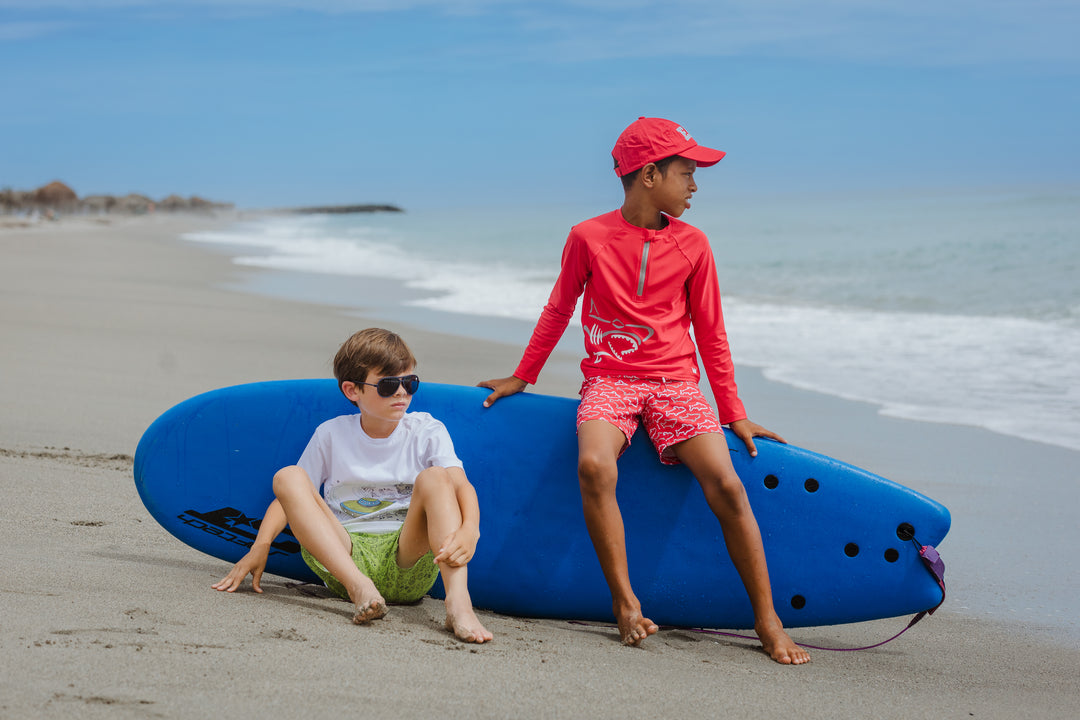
479, 117, 807, 663
215, 328, 492, 644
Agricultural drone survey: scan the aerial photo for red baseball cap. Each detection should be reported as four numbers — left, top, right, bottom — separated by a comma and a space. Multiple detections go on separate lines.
612, 117, 726, 177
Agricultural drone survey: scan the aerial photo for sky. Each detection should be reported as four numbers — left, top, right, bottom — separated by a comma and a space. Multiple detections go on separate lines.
2, 0, 1079, 209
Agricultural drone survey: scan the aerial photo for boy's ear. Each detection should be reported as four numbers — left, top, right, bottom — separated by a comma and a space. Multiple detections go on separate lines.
640, 163, 659, 187
341, 380, 363, 403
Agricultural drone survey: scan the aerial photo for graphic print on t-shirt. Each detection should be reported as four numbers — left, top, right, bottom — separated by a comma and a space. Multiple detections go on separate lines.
340, 498, 394, 516
337, 481, 414, 526
584, 300, 655, 364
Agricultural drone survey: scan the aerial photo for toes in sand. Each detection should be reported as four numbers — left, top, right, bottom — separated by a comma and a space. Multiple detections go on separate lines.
352, 598, 388, 625
757, 621, 810, 665
444, 609, 493, 644
617, 609, 659, 647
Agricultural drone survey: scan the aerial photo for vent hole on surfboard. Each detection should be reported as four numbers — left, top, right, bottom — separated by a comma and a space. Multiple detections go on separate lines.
790, 595, 806, 610
844, 543, 860, 557
804, 478, 819, 492
763, 474, 779, 489
884, 548, 900, 563
896, 523, 916, 541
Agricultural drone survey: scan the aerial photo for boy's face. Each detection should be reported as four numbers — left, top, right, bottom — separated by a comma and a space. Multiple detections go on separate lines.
344, 366, 416, 424
649, 157, 698, 218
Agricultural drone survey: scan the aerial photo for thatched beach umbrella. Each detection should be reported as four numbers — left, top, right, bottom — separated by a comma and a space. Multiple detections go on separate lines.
159, 194, 189, 211
32, 181, 78, 209
115, 193, 155, 214
1, 188, 32, 212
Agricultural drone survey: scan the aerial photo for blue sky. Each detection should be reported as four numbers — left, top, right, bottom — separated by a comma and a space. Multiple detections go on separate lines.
2, 1, 1078, 209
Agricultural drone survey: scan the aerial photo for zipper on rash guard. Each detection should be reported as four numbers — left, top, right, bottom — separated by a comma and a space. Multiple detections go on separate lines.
637, 239, 650, 296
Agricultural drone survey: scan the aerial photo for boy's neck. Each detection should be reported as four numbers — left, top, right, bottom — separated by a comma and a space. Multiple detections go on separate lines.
360, 414, 399, 439
620, 202, 669, 231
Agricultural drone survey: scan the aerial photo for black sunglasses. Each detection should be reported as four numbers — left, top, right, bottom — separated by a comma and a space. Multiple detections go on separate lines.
359, 374, 420, 397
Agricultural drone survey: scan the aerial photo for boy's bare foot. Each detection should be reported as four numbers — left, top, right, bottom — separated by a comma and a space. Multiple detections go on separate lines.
347, 579, 388, 624
444, 600, 493, 643
352, 597, 388, 624
615, 602, 659, 646
756, 618, 810, 665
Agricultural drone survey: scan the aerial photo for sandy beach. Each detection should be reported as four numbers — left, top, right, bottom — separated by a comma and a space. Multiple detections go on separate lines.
1, 214, 1078, 719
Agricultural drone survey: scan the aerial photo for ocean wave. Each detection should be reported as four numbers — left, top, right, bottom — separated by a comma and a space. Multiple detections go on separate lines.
725, 300, 1080, 452
182, 210, 1080, 452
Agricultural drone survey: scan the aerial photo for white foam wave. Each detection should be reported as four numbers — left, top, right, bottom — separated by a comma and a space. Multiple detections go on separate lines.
725, 300, 1080, 451
186, 218, 562, 322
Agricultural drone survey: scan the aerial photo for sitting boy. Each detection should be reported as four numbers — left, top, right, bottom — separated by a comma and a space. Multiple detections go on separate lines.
214, 327, 492, 644
480, 117, 808, 663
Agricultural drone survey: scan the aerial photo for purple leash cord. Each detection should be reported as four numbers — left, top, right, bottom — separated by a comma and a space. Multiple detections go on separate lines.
571, 540, 947, 653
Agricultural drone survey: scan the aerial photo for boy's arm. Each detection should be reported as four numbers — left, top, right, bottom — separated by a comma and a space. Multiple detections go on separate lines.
211, 498, 288, 593
686, 242, 746, 424
687, 238, 786, 456
479, 228, 588, 406
433, 466, 481, 568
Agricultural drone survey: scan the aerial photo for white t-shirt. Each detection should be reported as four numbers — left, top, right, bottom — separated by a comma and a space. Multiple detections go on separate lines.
297, 412, 463, 534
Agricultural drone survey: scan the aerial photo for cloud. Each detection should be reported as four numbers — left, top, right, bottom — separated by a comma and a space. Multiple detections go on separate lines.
0, 1, 521, 9
2, 1, 1078, 67
514, 0, 1080, 66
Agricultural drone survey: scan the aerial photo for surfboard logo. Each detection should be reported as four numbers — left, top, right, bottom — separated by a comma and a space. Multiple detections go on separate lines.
340, 498, 394, 516
177, 506, 300, 555
584, 301, 655, 363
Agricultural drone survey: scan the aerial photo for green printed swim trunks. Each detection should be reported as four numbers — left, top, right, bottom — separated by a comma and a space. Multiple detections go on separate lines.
301, 528, 439, 603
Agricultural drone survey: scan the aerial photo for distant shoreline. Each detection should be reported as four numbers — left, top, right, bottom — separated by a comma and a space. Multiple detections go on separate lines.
1, 179, 233, 216
285, 204, 403, 214
1, 179, 403, 218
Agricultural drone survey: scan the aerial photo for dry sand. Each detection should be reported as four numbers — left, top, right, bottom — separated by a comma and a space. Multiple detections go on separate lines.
1, 214, 1078, 719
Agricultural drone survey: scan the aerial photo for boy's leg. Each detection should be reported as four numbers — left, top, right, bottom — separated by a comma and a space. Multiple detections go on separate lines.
671, 434, 809, 665
397, 467, 492, 643
272, 466, 387, 623
577, 419, 659, 646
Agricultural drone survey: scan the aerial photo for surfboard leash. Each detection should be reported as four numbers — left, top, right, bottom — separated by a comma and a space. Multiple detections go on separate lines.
570, 538, 947, 653
680, 538, 946, 652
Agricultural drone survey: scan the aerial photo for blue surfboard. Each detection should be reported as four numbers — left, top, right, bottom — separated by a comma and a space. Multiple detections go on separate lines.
133, 380, 950, 629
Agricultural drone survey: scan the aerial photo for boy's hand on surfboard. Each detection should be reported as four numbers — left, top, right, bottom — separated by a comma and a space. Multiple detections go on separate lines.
211, 549, 268, 593
728, 418, 787, 458
477, 376, 527, 407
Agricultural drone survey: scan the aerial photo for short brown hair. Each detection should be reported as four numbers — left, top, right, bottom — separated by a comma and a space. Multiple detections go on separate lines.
333, 328, 416, 398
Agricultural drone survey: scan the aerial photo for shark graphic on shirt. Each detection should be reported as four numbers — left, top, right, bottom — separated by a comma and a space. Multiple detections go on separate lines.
584, 300, 655, 364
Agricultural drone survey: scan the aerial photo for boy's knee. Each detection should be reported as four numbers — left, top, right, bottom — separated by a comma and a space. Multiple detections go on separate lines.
578, 454, 617, 496
272, 465, 311, 496
413, 466, 454, 496
700, 472, 749, 509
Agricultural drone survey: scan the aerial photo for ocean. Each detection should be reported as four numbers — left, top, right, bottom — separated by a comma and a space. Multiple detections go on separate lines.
183, 185, 1080, 453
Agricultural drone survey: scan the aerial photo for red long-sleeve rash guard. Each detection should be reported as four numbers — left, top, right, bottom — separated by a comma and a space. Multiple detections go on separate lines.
513, 210, 747, 425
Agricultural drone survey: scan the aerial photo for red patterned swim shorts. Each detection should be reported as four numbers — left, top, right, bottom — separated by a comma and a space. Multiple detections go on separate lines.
576, 376, 725, 465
